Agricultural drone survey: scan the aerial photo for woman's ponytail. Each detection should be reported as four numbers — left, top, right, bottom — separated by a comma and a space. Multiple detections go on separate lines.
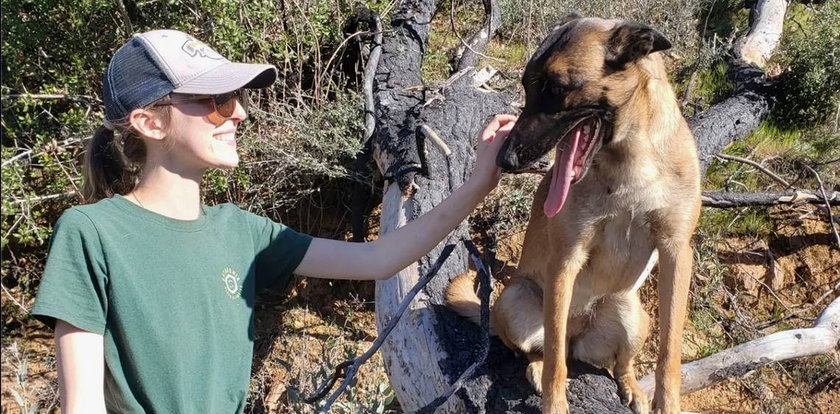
82, 126, 126, 203
81, 123, 146, 204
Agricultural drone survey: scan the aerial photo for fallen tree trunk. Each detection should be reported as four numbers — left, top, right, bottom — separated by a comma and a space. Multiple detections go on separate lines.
692, 58, 776, 175
638, 296, 840, 397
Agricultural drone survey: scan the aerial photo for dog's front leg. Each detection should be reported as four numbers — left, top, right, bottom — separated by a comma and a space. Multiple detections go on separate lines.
542, 246, 588, 414
653, 239, 693, 414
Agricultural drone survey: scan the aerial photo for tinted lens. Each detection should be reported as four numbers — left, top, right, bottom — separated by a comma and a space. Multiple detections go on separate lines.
214, 92, 238, 117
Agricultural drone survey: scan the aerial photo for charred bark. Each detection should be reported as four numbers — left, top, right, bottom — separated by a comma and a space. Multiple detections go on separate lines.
692, 57, 777, 175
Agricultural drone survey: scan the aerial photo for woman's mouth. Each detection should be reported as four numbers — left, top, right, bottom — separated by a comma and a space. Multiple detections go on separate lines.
213, 132, 237, 146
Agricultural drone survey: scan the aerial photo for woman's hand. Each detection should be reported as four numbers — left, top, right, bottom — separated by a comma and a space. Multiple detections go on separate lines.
470, 114, 517, 193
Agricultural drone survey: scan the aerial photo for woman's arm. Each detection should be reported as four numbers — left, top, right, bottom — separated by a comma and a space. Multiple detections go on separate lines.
295, 115, 516, 280
55, 320, 107, 414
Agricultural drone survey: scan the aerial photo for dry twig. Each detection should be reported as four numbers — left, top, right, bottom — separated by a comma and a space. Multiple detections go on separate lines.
1, 136, 85, 168
1, 93, 97, 102
757, 278, 840, 330
803, 164, 840, 250
304, 243, 458, 412
1, 283, 29, 315
715, 153, 792, 188
11, 191, 79, 205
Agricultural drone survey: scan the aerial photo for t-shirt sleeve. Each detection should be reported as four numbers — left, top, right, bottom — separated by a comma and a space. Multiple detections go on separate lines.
31, 209, 109, 334
246, 212, 313, 291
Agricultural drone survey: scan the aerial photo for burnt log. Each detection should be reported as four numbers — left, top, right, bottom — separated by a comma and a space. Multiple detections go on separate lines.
692, 57, 776, 175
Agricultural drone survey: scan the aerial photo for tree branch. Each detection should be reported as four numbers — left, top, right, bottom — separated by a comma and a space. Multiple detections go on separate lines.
803, 164, 840, 250
506, 167, 835, 209
0, 93, 98, 102
361, 12, 383, 145
714, 153, 792, 188
448, 0, 503, 73
692, 57, 776, 175
701, 190, 840, 208
639, 296, 840, 397
349, 8, 384, 242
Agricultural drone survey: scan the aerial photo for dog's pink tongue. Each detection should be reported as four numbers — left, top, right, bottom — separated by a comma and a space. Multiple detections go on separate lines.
544, 128, 580, 218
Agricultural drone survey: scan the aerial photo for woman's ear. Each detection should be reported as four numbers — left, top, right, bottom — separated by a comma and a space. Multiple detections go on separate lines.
128, 108, 167, 141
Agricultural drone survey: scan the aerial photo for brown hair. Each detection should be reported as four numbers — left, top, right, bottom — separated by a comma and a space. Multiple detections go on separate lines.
82, 98, 171, 203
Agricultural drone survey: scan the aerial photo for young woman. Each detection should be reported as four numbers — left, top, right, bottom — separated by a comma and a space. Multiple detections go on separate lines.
32, 29, 515, 413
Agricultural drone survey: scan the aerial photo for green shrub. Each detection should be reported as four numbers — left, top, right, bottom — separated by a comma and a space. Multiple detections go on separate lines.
496, 0, 706, 58
774, 1, 840, 128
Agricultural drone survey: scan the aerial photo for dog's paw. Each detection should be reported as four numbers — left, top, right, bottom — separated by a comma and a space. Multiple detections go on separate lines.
652, 394, 680, 414
541, 396, 570, 414
526, 360, 543, 394
617, 379, 649, 414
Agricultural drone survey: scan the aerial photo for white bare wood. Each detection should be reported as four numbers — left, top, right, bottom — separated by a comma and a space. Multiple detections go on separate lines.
639, 296, 840, 397
374, 182, 462, 412
736, 0, 788, 67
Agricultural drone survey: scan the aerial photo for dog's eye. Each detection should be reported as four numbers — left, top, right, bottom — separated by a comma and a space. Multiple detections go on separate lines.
550, 86, 563, 95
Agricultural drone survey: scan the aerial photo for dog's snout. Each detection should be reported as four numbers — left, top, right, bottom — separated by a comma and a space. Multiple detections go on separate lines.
497, 146, 519, 171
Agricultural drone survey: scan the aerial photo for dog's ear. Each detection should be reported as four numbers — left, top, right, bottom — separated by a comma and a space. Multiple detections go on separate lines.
606, 22, 671, 68
549, 13, 583, 32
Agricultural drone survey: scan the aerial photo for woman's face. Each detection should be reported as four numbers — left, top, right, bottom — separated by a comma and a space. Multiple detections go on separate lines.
163, 95, 247, 172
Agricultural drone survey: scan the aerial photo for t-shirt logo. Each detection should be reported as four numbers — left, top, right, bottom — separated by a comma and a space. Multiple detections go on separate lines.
221, 267, 242, 299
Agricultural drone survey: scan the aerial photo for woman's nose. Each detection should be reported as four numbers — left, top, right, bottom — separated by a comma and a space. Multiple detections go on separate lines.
231, 99, 247, 122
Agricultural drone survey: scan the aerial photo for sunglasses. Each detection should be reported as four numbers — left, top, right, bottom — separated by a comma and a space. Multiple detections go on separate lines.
155, 90, 248, 126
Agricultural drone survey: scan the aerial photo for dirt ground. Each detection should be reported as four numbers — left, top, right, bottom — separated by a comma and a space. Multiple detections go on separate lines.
2, 206, 839, 413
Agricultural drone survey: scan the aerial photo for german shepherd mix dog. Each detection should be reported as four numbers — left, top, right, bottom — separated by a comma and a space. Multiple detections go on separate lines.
446, 15, 701, 414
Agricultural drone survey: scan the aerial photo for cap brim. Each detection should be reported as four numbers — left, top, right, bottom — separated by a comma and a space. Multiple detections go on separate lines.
172, 62, 277, 94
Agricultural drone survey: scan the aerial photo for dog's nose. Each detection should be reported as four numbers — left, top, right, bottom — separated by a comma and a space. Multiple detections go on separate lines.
496, 148, 519, 171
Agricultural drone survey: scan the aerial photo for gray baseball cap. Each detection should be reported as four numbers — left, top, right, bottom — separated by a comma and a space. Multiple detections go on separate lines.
102, 29, 277, 122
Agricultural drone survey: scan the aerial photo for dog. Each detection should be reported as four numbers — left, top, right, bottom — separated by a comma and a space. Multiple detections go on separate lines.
446, 15, 700, 414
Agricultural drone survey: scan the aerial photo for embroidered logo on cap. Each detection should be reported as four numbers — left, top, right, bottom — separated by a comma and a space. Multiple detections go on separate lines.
182, 37, 224, 60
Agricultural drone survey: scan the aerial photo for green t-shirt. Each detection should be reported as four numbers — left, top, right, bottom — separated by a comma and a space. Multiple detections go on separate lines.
32, 194, 312, 413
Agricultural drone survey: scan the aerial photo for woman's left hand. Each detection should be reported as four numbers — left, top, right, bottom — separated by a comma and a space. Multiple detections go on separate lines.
472, 114, 517, 192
